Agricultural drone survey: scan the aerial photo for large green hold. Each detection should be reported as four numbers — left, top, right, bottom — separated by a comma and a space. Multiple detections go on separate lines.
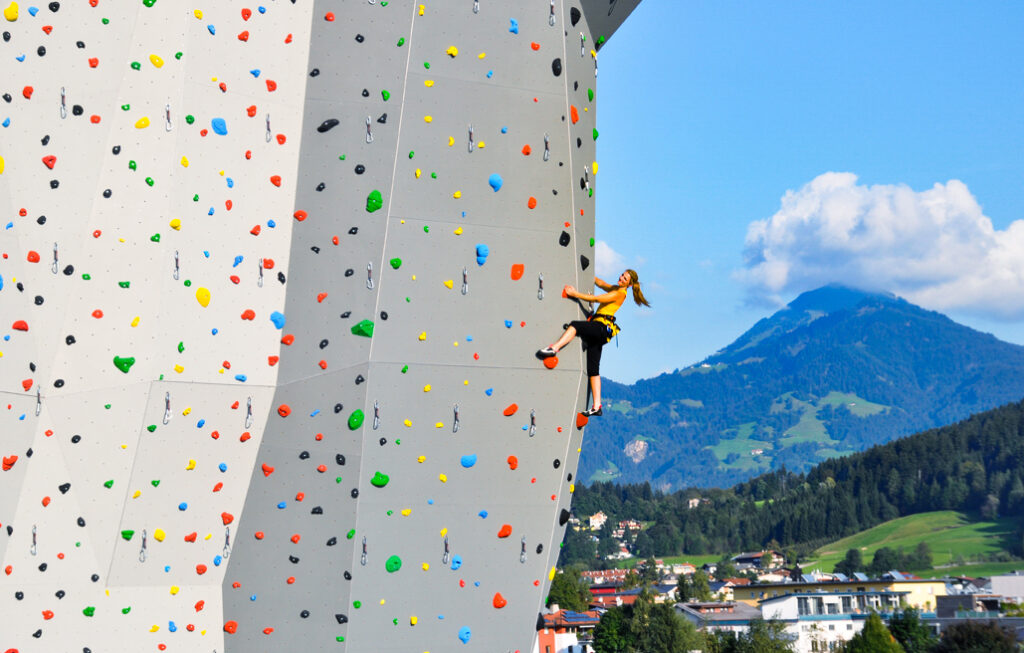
351, 319, 374, 338
370, 471, 390, 487
366, 189, 383, 213
348, 409, 365, 430
385, 555, 402, 573
113, 356, 136, 373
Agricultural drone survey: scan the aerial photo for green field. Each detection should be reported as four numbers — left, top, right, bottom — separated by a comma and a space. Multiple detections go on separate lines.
804, 511, 1020, 574
588, 460, 621, 483
614, 553, 721, 569
819, 391, 888, 417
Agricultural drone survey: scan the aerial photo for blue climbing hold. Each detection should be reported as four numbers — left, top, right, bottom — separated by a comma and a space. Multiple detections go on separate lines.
460, 454, 477, 468
485, 388, 493, 396
28, 6, 38, 16
219, 463, 228, 472
277, 501, 287, 509
207, 24, 216, 35
0, 273, 4, 291
214, 555, 223, 566
459, 627, 472, 644
197, 419, 206, 428
178, 502, 188, 511
488, 173, 503, 192
232, 255, 243, 267
509, 18, 519, 34
451, 555, 462, 570
234, 374, 247, 382
501, 126, 508, 133
270, 311, 286, 329
168, 621, 177, 633
504, 320, 513, 328
478, 510, 488, 518
475, 243, 489, 266
211, 118, 228, 135
250, 69, 261, 78
258, 5, 266, 12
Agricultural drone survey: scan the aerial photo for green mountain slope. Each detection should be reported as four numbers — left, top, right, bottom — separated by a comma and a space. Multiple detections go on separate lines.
581, 284, 1024, 489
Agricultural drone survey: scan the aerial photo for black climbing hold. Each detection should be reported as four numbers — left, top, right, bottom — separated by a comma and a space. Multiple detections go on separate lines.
333, 403, 344, 413
573, 81, 579, 91
355, 34, 364, 43
37, 215, 46, 225
26, 448, 32, 457
343, 571, 352, 580
311, 246, 320, 253
567, 473, 573, 482
66, 335, 76, 345
344, 269, 354, 277
84, 648, 92, 653
59, 482, 70, 494
55, 379, 66, 388
348, 227, 358, 235
335, 614, 349, 624
299, 451, 310, 460
72, 105, 83, 116
340, 311, 351, 318
49, 1, 59, 11
316, 182, 326, 191
309, 68, 320, 77
319, 339, 329, 349
361, 89, 369, 97
29, 362, 36, 372
311, 506, 323, 515
277, 271, 286, 284
77, 517, 85, 527
350, 488, 359, 498
33, 630, 42, 639
570, 7, 581, 25
354, 164, 365, 174
56, 589, 65, 598
76, 41, 84, 48
536, 544, 544, 554
355, 374, 365, 384
380, 311, 388, 320
5, 526, 11, 535
326, 537, 337, 546
15, 282, 23, 291
580, 176, 587, 190
15, 591, 23, 600
62, 265, 74, 275
552, 58, 562, 76
553, 459, 561, 468
316, 118, 339, 133
102, 189, 112, 198
576, 137, 582, 148
49, 179, 59, 189
112, 145, 121, 155
71, 435, 81, 443
288, 555, 299, 564
580, 255, 590, 271
39, 563, 47, 572
91, 574, 99, 582
34, 295, 44, 305
2, 32, 9, 42
37, 45, 46, 57
300, 610, 310, 618
378, 438, 386, 446
41, 135, 50, 145
377, 113, 387, 124
335, 454, 346, 465
559, 509, 570, 525
2, 92, 11, 102
559, 231, 570, 246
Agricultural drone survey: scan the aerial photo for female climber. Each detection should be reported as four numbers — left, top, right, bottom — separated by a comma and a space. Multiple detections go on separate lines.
537, 269, 650, 416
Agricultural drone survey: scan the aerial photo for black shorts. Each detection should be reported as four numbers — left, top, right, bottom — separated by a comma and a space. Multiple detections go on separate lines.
570, 319, 611, 377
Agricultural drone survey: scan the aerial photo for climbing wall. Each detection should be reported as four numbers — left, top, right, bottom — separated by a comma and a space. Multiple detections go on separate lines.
0, 1, 640, 652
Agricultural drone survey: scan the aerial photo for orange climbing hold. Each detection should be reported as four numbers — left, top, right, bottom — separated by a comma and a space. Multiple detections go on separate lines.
266, 80, 278, 92
531, 42, 540, 50
22, 86, 33, 99
263, 259, 275, 269
255, 531, 265, 539
261, 463, 274, 477
21, 379, 32, 391
195, 600, 205, 612
241, 309, 256, 320
318, 360, 327, 369
290, 534, 301, 543
26, 251, 40, 263
2, 455, 18, 471
91, 309, 103, 319
247, 105, 258, 117
507, 456, 518, 470
497, 524, 512, 538
267, 356, 279, 366
42, 609, 54, 620
570, 105, 579, 124
510, 263, 524, 280
196, 564, 208, 575
527, 196, 537, 209
41, 496, 50, 507
269, 175, 282, 187
522, 144, 531, 155
237, 30, 249, 42
281, 334, 295, 345
543, 356, 559, 369
241, 7, 252, 20
316, 292, 327, 303
503, 403, 518, 416
88, 57, 98, 67
493, 592, 508, 608
277, 404, 291, 417
184, 532, 198, 543
11, 320, 27, 331
224, 621, 238, 634
576, 413, 589, 429
41, 155, 56, 169
221, 512, 234, 525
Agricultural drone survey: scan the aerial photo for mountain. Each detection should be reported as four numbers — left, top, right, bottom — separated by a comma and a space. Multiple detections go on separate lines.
581, 284, 1024, 490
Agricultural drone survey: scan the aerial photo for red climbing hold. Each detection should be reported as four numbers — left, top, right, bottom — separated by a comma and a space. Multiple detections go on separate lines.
530, 42, 540, 50
276, 134, 286, 145
42, 610, 54, 620
510, 263, 525, 280
503, 403, 518, 416
91, 310, 104, 319
325, 11, 335, 21
316, 292, 328, 303
290, 534, 301, 543
237, 31, 250, 42
247, 105, 258, 117
26, 251, 40, 263
240, 309, 256, 320
255, 531, 265, 539
576, 413, 589, 429
263, 258, 275, 269
493, 592, 508, 608
195, 600, 205, 611
224, 621, 238, 634
88, 57, 98, 67
570, 105, 579, 124
261, 463, 274, 477
522, 145, 531, 155
527, 196, 537, 209
22, 86, 33, 99
267, 356, 279, 366
221, 512, 234, 525
230, 275, 240, 284
184, 532, 198, 543
543, 356, 559, 369
41, 496, 50, 507
497, 524, 513, 538
269, 175, 282, 187
21, 379, 32, 391
266, 80, 278, 92
293, 210, 308, 222
41, 155, 56, 169
241, 7, 252, 20
281, 334, 295, 345
263, 628, 274, 635
250, 225, 261, 236
42, 25, 52, 34
213, 482, 223, 492
2, 455, 18, 471
196, 564, 208, 575
318, 360, 328, 370
239, 432, 251, 442
277, 404, 291, 418
11, 320, 28, 331
507, 456, 518, 470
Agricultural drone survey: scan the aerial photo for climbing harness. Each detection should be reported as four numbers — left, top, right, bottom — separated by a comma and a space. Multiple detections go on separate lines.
590, 314, 620, 343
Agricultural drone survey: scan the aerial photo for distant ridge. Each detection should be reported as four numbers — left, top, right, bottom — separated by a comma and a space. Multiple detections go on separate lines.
580, 284, 1024, 489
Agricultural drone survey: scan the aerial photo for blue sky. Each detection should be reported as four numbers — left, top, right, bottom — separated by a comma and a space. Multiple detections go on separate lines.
595, 1, 1024, 383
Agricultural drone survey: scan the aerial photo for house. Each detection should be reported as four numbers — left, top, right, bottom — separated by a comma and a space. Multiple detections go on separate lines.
581, 569, 628, 585
988, 571, 1024, 603
731, 550, 784, 570
675, 601, 762, 635
733, 576, 949, 612
535, 607, 601, 653
588, 511, 608, 531
761, 590, 909, 653
619, 519, 642, 531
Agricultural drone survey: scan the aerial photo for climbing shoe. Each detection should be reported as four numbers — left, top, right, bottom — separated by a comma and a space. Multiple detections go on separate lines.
583, 405, 603, 417
536, 347, 557, 359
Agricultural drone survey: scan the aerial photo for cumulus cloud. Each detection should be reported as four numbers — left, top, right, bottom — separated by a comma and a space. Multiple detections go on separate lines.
736, 172, 1024, 319
595, 240, 627, 278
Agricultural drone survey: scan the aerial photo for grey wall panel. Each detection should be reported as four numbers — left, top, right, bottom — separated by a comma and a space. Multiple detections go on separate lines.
0, 1, 638, 651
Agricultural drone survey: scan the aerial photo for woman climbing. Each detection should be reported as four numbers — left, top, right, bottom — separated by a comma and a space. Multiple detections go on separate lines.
537, 269, 650, 416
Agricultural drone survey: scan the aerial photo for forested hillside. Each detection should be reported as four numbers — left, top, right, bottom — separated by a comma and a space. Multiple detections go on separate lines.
581, 285, 1024, 489
567, 397, 1024, 561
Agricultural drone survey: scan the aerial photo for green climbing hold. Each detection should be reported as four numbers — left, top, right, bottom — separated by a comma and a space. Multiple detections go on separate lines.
121, 104, 130, 111
150, 233, 160, 242
370, 471, 389, 488
192, 194, 199, 201
423, 226, 430, 233
346, 529, 356, 540
120, 530, 134, 541
175, 52, 183, 60
339, 154, 346, 160
423, 62, 430, 69
397, 37, 405, 47
151, 479, 160, 487
146, 425, 157, 433
177, 341, 185, 353
353, 601, 361, 608
128, 160, 137, 170
145, 177, 155, 186
183, 279, 191, 287
351, 319, 374, 338
118, 281, 130, 288
366, 189, 383, 213
142, 0, 157, 6
386, 510, 393, 516
389, 258, 402, 269
588, 88, 594, 102
401, 365, 409, 373
113, 356, 136, 373
185, 114, 195, 125
593, 128, 599, 141
385, 555, 402, 572
130, 62, 141, 71
83, 606, 96, 617
381, 89, 391, 101
336, 476, 343, 483
101, 17, 109, 24
590, 238, 595, 247
348, 409, 365, 430
82, 274, 91, 281
430, 172, 437, 179
408, 150, 415, 159
103, 480, 114, 489
122, 607, 131, 614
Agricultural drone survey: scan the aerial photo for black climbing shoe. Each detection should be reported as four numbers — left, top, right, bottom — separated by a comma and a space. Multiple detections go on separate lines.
536, 347, 557, 359
583, 405, 603, 417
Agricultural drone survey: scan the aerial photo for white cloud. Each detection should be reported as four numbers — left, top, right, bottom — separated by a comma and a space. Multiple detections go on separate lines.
595, 240, 627, 278
736, 172, 1024, 319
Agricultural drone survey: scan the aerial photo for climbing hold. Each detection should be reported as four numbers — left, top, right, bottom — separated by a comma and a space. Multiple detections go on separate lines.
211, 118, 228, 135
580, 255, 590, 271
510, 264, 524, 280
385, 555, 402, 572
527, 196, 537, 209
493, 593, 507, 609
389, 258, 402, 269
366, 190, 383, 212
370, 471, 389, 487
487, 173, 503, 192
317, 118, 339, 133
351, 320, 374, 337
460, 455, 477, 468
277, 404, 291, 418
195, 287, 211, 307
570, 106, 579, 124
552, 58, 562, 76
113, 356, 136, 373
3, 2, 17, 21
269, 311, 286, 329
509, 18, 519, 33
224, 621, 238, 634
576, 413, 589, 429
559, 231, 571, 246
348, 410, 365, 430
543, 357, 559, 369
503, 404, 518, 416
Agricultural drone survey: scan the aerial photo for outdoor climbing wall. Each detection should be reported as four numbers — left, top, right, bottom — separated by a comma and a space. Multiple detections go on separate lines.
0, 1, 640, 652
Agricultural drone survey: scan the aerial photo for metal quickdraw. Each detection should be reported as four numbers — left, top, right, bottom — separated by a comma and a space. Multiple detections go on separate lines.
365, 116, 374, 144
257, 258, 265, 288
60, 87, 67, 119
223, 527, 232, 558
173, 250, 180, 281
473, 0, 479, 13
165, 104, 173, 132
51, 243, 58, 275
443, 535, 451, 565
163, 392, 171, 425
462, 267, 469, 295
543, 133, 551, 162
453, 404, 460, 434
361, 537, 368, 566
35, 387, 41, 417
520, 536, 527, 563
373, 400, 380, 430
468, 124, 474, 153
538, 273, 545, 300
529, 409, 537, 437
30, 525, 37, 556
580, 32, 586, 56
549, 0, 556, 26
139, 529, 148, 562
245, 396, 254, 429
366, 262, 374, 290
265, 113, 272, 143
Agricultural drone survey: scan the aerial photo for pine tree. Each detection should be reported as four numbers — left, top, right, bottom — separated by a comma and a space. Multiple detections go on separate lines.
844, 613, 904, 653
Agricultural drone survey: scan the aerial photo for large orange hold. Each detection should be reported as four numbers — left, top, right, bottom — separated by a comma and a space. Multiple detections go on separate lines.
570, 105, 579, 124
576, 413, 589, 429
543, 356, 559, 369
493, 592, 507, 608
510, 263, 525, 280
503, 403, 518, 416
224, 620, 238, 634
277, 404, 291, 417
497, 524, 512, 538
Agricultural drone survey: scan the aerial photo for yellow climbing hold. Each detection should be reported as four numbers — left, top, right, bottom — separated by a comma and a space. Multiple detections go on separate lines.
170, 585, 180, 595
424, 80, 434, 88
418, 332, 426, 341
173, 364, 184, 373
401, 509, 412, 516
169, 218, 181, 230
193, 9, 203, 19
131, 316, 140, 327
132, 490, 141, 498
424, 115, 432, 123
404, 419, 413, 427
477, 141, 485, 148
452, 191, 461, 199
435, 422, 444, 428
569, 483, 576, 493
417, 456, 426, 463
443, 280, 453, 289
195, 287, 211, 307
204, 533, 212, 540
592, 161, 599, 175
440, 527, 448, 537
549, 566, 557, 581
0, 155, 5, 174
180, 156, 189, 167
153, 529, 166, 542
418, 4, 425, 15
150, 54, 165, 68
150, 625, 160, 633
3, 2, 18, 21
446, 46, 458, 57
135, 116, 151, 129
185, 459, 196, 470
478, 52, 486, 59
453, 341, 459, 347
438, 474, 447, 483
411, 616, 418, 626
415, 168, 421, 178
422, 563, 430, 570
454, 227, 463, 235
448, 136, 454, 146
423, 385, 431, 392
182, 407, 192, 415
